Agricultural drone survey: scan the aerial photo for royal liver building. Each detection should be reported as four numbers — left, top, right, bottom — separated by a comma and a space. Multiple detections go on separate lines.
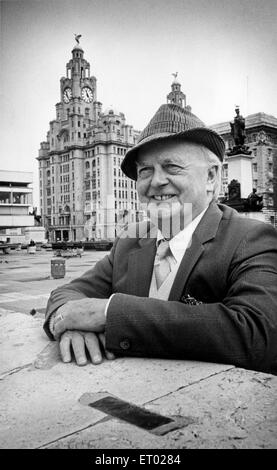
37, 38, 141, 242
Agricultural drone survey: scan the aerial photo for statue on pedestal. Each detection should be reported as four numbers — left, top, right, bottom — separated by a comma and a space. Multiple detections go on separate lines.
246, 188, 263, 211
227, 106, 251, 156
222, 181, 263, 212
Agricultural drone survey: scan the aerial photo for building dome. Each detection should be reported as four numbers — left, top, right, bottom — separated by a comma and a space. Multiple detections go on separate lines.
72, 44, 84, 52
172, 77, 181, 85
103, 105, 120, 116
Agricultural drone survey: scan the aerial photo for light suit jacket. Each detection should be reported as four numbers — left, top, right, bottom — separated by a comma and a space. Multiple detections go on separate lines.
44, 203, 277, 373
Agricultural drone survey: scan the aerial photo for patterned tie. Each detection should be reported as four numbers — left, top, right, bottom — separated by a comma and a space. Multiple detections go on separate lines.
154, 239, 171, 289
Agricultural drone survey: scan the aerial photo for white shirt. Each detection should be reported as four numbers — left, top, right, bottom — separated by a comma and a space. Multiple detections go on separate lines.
148, 207, 207, 300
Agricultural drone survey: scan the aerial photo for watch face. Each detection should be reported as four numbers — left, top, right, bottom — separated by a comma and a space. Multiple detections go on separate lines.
63, 87, 72, 103
82, 87, 93, 103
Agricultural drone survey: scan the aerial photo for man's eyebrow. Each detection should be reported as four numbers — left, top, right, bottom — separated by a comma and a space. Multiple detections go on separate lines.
136, 157, 186, 167
136, 161, 152, 167
162, 158, 181, 164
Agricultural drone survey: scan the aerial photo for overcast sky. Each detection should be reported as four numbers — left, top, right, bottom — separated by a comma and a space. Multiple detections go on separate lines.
1, 0, 277, 208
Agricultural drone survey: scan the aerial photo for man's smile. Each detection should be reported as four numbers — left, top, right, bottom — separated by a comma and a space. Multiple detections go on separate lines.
150, 194, 177, 201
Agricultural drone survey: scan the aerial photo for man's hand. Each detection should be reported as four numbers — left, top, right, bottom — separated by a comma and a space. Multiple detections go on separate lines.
53, 298, 108, 339
59, 330, 115, 366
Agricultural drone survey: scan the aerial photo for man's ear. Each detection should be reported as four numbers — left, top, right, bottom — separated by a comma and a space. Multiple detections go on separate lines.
206, 166, 218, 192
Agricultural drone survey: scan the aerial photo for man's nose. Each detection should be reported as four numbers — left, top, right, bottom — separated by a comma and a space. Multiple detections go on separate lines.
150, 168, 168, 187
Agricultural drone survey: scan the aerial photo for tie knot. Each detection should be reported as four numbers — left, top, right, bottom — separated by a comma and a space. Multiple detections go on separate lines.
156, 239, 170, 260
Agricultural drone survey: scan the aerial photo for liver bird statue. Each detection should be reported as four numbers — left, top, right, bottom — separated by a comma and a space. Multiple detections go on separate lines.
74, 34, 82, 44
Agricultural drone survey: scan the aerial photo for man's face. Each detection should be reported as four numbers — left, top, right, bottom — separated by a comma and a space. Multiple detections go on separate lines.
136, 140, 214, 232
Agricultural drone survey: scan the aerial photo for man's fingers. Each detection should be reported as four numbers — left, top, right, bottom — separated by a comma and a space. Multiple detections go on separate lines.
98, 333, 115, 360
53, 318, 66, 339
59, 332, 72, 363
72, 332, 87, 366
84, 333, 103, 364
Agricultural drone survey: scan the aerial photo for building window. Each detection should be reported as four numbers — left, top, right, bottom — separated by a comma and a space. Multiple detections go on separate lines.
252, 163, 257, 172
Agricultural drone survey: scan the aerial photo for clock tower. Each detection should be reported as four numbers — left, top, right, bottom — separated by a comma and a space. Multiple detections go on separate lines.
57, 40, 99, 124
37, 36, 141, 242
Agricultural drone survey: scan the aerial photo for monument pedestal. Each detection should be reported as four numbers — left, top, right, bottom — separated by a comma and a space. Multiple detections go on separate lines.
227, 153, 253, 198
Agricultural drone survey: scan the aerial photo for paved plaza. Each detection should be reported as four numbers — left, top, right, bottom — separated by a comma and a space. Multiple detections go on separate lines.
0, 248, 108, 318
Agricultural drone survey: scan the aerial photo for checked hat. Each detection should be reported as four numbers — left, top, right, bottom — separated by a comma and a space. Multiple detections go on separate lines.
121, 103, 225, 180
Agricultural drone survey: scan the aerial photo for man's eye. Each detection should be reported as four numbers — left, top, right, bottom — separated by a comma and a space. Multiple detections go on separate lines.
165, 164, 182, 173
138, 167, 152, 177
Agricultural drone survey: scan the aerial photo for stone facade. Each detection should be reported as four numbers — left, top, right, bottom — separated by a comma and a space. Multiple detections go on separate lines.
37, 43, 141, 242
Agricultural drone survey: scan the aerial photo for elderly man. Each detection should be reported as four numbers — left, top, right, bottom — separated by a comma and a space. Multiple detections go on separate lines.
44, 103, 277, 374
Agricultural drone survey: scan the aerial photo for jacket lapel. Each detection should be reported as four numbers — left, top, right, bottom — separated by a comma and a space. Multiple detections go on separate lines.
126, 223, 157, 297
168, 203, 223, 301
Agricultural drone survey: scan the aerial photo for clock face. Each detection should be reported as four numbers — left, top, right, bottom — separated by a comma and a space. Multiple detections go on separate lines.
82, 87, 93, 103
63, 87, 72, 103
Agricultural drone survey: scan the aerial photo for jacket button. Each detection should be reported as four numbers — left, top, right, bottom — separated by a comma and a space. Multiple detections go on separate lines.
120, 339, 131, 350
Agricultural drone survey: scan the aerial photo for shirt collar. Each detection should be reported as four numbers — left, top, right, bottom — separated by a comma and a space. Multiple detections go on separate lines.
156, 207, 208, 262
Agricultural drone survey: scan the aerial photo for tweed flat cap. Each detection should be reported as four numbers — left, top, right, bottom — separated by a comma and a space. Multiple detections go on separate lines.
121, 103, 225, 180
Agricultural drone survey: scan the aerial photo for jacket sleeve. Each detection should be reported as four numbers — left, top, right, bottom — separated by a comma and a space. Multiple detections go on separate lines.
105, 223, 277, 373
43, 239, 117, 339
